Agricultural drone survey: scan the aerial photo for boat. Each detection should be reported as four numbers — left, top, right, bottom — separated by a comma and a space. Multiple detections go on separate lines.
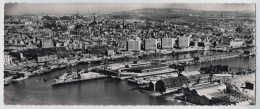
52, 70, 107, 86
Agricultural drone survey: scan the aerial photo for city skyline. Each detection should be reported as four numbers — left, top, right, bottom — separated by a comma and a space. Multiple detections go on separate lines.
5, 3, 255, 15
4, 3, 256, 105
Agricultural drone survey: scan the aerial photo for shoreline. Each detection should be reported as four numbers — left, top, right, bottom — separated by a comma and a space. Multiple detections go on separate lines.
4, 48, 255, 86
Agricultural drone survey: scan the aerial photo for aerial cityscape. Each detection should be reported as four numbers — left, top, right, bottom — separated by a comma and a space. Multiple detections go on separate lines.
4, 3, 256, 105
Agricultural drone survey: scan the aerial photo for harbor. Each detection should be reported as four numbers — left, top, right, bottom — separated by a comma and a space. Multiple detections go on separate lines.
3, 4, 256, 105
4, 48, 255, 86
52, 70, 107, 86
4, 53, 256, 105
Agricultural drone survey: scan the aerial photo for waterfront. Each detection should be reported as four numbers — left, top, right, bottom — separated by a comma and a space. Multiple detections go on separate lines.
4, 3, 256, 105
4, 55, 255, 105
4, 71, 178, 105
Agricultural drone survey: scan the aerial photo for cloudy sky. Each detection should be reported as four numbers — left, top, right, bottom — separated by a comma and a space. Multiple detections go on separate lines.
4, 3, 255, 15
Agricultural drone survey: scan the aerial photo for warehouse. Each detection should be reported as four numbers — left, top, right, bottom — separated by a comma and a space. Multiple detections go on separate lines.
149, 76, 189, 92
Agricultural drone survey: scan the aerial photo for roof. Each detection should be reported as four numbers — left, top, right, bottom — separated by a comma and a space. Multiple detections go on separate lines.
159, 76, 189, 88
229, 73, 255, 83
125, 64, 168, 72
213, 74, 232, 77
182, 71, 201, 77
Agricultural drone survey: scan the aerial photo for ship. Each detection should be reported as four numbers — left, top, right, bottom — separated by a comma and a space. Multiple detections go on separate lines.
52, 69, 107, 86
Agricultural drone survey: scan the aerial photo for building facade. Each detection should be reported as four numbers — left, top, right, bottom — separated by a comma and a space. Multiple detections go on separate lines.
161, 38, 175, 49
37, 54, 58, 63
106, 50, 114, 56
41, 39, 53, 48
37, 55, 49, 63
178, 36, 190, 48
144, 39, 157, 51
127, 40, 141, 51
4, 53, 12, 66
230, 40, 244, 48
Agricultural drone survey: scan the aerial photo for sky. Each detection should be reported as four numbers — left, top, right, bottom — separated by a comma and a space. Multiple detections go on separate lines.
4, 3, 256, 15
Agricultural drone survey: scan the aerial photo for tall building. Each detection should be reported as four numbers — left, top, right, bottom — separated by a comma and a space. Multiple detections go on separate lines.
161, 38, 175, 49
127, 40, 141, 51
178, 36, 190, 48
41, 39, 53, 48
145, 39, 157, 51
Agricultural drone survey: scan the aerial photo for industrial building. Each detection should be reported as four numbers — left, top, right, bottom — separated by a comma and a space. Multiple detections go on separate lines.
122, 64, 169, 73
149, 76, 189, 92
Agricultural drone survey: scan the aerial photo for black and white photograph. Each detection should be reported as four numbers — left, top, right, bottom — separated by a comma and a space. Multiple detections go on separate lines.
3, 2, 256, 106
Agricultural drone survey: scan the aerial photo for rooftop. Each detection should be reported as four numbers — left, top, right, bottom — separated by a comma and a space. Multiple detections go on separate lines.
125, 64, 168, 71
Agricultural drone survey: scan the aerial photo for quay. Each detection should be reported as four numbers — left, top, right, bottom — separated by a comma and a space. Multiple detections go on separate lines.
167, 52, 241, 64
52, 75, 107, 86
96, 51, 248, 85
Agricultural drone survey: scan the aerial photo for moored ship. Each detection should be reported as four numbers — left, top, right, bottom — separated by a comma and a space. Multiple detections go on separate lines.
52, 69, 107, 86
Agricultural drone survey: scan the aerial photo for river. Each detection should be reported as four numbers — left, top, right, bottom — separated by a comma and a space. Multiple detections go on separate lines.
4, 51, 256, 105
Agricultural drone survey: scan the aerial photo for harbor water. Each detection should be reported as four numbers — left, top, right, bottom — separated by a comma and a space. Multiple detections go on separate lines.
4, 51, 256, 105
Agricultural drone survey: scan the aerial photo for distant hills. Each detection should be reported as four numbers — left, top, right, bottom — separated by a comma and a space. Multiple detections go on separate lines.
111, 8, 255, 20
5, 8, 255, 20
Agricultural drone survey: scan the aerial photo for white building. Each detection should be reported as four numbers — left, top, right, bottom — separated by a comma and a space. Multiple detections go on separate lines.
106, 50, 114, 56
230, 40, 244, 48
161, 38, 175, 49
4, 53, 12, 66
145, 39, 157, 51
178, 36, 190, 48
127, 40, 141, 51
